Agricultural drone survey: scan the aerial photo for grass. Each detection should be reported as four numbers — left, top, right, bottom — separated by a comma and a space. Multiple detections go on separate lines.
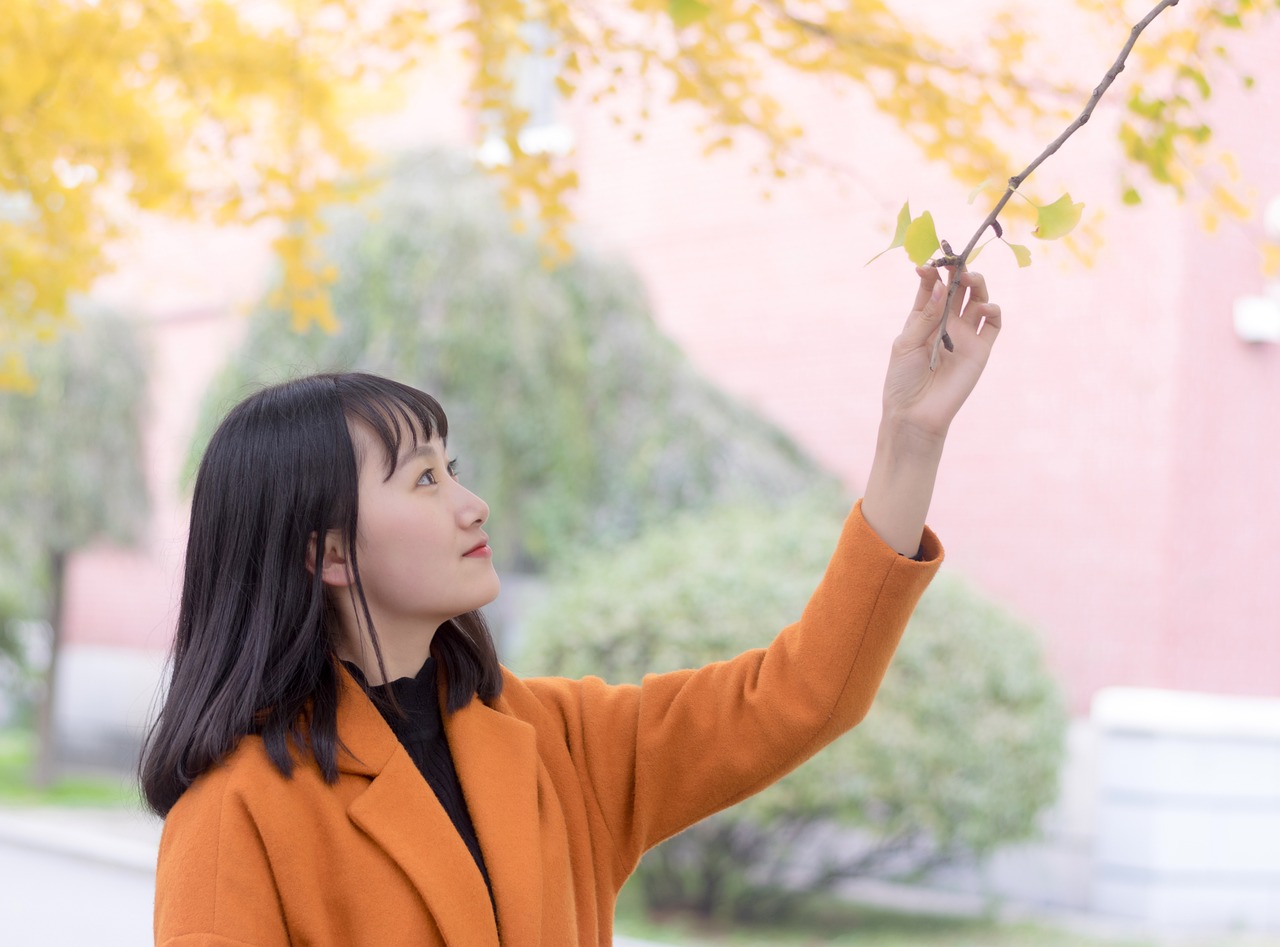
0, 729, 139, 807
613, 884, 1280, 947
614, 897, 1126, 947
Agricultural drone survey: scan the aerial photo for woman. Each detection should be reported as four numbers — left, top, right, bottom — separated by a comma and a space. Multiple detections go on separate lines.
143, 266, 1000, 945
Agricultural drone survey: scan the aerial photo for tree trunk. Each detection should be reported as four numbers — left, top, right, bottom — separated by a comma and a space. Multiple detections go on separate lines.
32, 549, 66, 790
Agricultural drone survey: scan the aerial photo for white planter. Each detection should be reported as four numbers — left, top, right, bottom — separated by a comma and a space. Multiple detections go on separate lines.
1091, 687, 1280, 929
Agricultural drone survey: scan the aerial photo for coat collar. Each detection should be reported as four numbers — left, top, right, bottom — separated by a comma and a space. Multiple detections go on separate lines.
334, 663, 543, 945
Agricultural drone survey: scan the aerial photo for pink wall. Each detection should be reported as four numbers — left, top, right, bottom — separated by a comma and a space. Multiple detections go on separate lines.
560, 11, 1280, 711
1161, 28, 1280, 698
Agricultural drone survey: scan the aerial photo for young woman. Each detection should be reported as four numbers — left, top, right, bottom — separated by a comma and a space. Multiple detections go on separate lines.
143, 265, 1000, 946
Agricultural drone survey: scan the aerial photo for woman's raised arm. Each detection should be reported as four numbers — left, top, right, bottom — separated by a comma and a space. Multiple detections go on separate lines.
862, 267, 1001, 556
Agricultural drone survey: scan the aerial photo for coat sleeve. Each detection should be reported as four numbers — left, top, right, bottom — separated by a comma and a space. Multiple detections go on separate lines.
523, 499, 942, 883
154, 767, 291, 947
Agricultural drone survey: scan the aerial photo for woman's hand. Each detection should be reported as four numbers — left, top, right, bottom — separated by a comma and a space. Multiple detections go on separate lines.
860, 266, 1002, 556
881, 266, 1002, 445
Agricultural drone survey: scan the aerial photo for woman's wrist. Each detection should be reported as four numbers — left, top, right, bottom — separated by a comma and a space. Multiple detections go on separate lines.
877, 407, 949, 456
861, 418, 946, 557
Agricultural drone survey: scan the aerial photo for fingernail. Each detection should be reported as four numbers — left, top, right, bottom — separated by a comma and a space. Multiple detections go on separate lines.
930, 281, 944, 304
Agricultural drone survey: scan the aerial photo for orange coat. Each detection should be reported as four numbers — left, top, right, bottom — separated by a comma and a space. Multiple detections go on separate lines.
154, 502, 941, 946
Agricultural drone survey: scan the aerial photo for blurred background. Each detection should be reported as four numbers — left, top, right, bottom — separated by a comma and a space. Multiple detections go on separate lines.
2, 0, 1279, 944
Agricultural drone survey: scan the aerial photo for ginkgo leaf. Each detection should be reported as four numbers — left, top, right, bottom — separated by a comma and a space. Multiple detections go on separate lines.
967, 236, 996, 264
903, 211, 940, 266
669, 0, 712, 28
1006, 242, 1032, 267
1033, 193, 1084, 240
865, 201, 912, 264
968, 179, 994, 204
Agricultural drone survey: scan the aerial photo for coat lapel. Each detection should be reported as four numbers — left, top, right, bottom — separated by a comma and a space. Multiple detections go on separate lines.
445, 689, 545, 944
335, 665, 500, 946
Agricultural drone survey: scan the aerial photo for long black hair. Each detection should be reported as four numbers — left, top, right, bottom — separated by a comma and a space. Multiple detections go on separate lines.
140, 372, 503, 817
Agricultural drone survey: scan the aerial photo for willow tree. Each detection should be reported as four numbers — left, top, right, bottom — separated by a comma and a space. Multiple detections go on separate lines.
2, 0, 1275, 382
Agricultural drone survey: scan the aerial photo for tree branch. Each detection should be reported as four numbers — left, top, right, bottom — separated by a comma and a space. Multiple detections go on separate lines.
928, 0, 1182, 370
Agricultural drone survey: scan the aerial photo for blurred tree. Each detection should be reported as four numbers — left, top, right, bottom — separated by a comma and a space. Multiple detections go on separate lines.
2, 0, 1274, 383
520, 493, 1068, 923
191, 152, 835, 570
0, 311, 149, 785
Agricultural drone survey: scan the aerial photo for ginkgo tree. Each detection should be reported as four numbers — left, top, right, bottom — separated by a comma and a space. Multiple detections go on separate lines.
1, 0, 1276, 388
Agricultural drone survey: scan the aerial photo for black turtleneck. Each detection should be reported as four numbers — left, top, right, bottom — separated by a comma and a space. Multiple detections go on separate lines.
345, 656, 494, 901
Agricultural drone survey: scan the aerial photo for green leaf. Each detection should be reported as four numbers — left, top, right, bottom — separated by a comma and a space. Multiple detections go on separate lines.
1033, 193, 1084, 240
1122, 187, 1142, 206
890, 202, 911, 247
668, 0, 711, 28
903, 211, 940, 266
967, 236, 995, 264
865, 201, 912, 264
1177, 65, 1212, 100
1006, 242, 1032, 268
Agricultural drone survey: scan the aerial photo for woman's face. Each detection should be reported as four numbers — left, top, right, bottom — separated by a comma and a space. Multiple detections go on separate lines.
340, 423, 499, 653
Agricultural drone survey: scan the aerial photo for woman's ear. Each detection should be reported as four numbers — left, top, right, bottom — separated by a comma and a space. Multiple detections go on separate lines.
307, 531, 353, 588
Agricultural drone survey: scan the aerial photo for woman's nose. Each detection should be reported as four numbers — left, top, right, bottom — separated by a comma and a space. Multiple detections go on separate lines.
456, 485, 489, 526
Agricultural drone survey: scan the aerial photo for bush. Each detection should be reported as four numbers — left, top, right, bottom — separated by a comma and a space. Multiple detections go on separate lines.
519, 493, 1067, 923
192, 152, 832, 572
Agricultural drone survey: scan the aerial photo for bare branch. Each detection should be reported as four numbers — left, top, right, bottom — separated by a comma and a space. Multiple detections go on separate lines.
929, 0, 1182, 370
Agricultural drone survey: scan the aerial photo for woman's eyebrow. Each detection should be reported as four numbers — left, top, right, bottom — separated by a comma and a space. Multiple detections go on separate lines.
396, 442, 444, 469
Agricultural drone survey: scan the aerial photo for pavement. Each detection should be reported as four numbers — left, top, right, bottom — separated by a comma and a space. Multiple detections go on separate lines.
5, 805, 1280, 947
0, 806, 160, 946
0, 805, 674, 946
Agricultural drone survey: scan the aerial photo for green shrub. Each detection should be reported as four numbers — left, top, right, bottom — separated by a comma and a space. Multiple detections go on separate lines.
519, 493, 1067, 923
191, 152, 832, 572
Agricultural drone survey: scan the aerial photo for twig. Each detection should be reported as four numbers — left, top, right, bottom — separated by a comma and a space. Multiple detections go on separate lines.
928, 0, 1182, 370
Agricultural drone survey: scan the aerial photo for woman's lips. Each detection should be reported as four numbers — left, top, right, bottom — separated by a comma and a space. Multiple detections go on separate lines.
463, 542, 492, 558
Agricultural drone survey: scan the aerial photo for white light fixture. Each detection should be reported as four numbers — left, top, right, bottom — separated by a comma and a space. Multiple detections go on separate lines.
1234, 295, 1280, 344
1233, 195, 1280, 344
1265, 196, 1280, 241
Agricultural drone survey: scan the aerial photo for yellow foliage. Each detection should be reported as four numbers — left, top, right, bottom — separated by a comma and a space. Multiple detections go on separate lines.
1262, 243, 1280, 279
2, 0, 1276, 387
0, 0, 425, 384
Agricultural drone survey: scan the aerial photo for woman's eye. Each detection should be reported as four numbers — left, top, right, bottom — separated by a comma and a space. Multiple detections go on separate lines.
416, 459, 458, 487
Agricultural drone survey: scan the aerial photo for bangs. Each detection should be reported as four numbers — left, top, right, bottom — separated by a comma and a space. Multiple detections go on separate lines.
336, 374, 450, 479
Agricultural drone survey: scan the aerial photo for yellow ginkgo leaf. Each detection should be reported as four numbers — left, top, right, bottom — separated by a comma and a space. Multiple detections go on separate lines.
1033, 193, 1084, 240
891, 202, 912, 248
1006, 242, 1032, 267
903, 211, 940, 266
865, 201, 912, 265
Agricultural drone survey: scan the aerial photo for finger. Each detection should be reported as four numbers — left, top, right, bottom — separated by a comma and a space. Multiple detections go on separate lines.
954, 271, 999, 338
902, 272, 948, 345
978, 302, 1002, 336
911, 266, 940, 314
956, 270, 988, 312
953, 302, 1002, 346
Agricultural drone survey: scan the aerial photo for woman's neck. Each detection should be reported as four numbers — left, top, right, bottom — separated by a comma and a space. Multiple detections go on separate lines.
336, 621, 437, 685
